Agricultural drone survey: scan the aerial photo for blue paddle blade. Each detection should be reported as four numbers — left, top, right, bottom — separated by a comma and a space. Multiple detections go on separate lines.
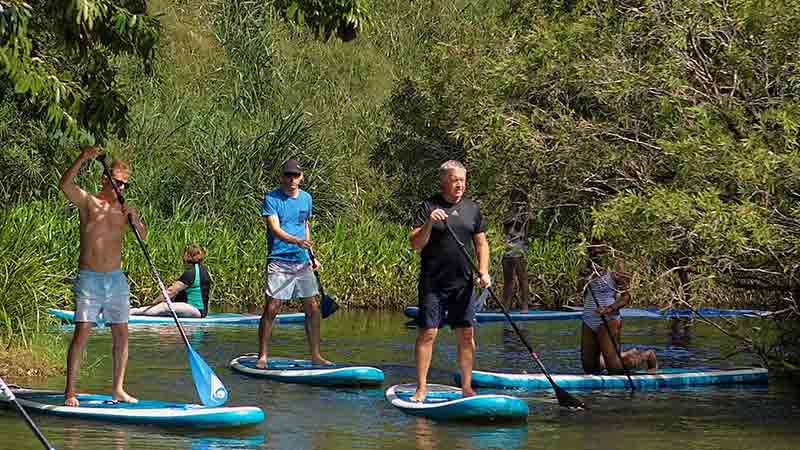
187, 346, 228, 407
320, 294, 339, 319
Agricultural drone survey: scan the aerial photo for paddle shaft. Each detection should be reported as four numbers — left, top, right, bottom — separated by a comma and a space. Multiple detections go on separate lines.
307, 248, 325, 298
585, 276, 636, 391
0, 377, 56, 450
442, 220, 580, 405
96, 156, 191, 347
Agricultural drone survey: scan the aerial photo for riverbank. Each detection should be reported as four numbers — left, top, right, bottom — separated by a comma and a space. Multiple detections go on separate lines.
0, 336, 65, 380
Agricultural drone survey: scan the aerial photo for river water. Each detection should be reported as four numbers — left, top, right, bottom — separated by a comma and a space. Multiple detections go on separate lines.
1, 310, 798, 450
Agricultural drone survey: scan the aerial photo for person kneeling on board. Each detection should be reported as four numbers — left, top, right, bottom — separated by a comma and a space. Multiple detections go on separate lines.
579, 239, 657, 374
130, 244, 212, 318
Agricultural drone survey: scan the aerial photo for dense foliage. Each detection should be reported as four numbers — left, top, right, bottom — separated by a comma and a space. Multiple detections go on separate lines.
386, 0, 800, 370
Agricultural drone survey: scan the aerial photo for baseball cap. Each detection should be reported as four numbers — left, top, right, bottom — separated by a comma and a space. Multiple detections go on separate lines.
282, 159, 303, 175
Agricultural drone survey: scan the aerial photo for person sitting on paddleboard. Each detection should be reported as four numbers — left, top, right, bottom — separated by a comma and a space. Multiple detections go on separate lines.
579, 239, 658, 374
256, 159, 331, 369
129, 244, 211, 318
60, 146, 143, 406
409, 160, 491, 402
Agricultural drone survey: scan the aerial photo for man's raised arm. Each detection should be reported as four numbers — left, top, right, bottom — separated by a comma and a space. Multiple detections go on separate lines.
59, 147, 98, 209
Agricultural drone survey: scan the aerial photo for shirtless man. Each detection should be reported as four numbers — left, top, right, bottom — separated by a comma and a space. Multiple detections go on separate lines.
59, 146, 146, 406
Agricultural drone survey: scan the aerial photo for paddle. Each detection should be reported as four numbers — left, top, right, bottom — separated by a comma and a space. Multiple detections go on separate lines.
443, 220, 585, 409
96, 155, 228, 407
307, 248, 339, 319
584, 272, 636, 392
0, 377, 56, 450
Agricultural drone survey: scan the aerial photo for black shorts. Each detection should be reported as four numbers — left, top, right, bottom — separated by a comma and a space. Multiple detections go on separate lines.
416, 282, 476, 329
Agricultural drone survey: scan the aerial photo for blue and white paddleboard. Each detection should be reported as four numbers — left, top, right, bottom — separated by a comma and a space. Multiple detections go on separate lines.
404, 306, 667, 322
48, 308, 305, 326
385, 384, 528, 422
466, 367, 769, 391
229, 355, 384, 386
0, 388, 264, 428
562, 305, 769, 319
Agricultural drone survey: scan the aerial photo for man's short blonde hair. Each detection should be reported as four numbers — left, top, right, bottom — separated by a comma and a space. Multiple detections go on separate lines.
110, 159, 131, 176
438, 160, 466, 180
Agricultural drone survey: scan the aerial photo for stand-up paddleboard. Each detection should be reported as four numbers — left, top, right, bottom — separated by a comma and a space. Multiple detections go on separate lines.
562, 306, 770, 319
229, 355, 384, 386
48, 308, 305, 326
404, 306, 582, 322
465, 367, 769, 391
0, 388, 264, 428
385, 384, 528, 422
404, 306, 664, 322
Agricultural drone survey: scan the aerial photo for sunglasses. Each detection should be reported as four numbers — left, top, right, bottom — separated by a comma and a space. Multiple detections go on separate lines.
106, 176, 130, 189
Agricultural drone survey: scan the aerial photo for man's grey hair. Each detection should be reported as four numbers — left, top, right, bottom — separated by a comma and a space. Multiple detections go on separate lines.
438, 160, 467, 180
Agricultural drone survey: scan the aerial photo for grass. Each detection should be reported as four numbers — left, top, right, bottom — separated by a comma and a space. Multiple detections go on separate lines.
0, 334, 66, 379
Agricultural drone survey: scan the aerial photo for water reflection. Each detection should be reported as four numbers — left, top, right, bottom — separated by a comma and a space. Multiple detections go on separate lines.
62, 425, 127, 450
413, 417, 527, 450
669, 318, 692, 348
188, 434, 266, 450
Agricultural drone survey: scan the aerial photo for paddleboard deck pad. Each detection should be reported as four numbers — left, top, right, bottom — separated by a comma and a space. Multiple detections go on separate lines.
229, 355, 384, 386
0, 388, 264, 428
48, 308, 305, 326
385, 384, 528, 422
467, 367, 768, 391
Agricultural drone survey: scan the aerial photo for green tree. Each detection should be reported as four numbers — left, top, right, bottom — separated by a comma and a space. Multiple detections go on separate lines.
381, 0, 800, 370
0, 0, 160, 141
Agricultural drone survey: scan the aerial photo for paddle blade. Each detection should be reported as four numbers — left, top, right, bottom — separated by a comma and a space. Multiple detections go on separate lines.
321, 294, 339, 319
187, 346, 229, 407
555, 385, 585, 410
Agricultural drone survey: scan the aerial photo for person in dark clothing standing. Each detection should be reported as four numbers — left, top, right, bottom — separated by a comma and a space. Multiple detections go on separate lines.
409, 160, 491, 402
130, 244, 212, 318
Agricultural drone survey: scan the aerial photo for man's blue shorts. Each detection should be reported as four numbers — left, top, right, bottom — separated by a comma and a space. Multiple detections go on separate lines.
72, 269, 130, 324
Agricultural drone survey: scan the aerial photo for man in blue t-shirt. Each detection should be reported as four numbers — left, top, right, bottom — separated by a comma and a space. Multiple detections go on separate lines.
256, 159, 331, 368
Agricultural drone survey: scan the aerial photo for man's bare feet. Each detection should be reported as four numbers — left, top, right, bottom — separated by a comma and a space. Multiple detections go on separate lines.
112, 390, 138, 404
520, 308, 529, 314
311, 356, 333, 366
462, 387, 477, 398
409, 386, 427, 403
64, 395, 79, 407
255, 356, 268, 369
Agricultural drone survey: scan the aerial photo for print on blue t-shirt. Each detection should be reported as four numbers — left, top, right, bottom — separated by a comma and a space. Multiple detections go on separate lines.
261, 188, 312, 263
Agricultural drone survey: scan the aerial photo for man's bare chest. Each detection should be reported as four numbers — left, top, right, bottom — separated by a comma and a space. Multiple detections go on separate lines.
82, 200, 127, 231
